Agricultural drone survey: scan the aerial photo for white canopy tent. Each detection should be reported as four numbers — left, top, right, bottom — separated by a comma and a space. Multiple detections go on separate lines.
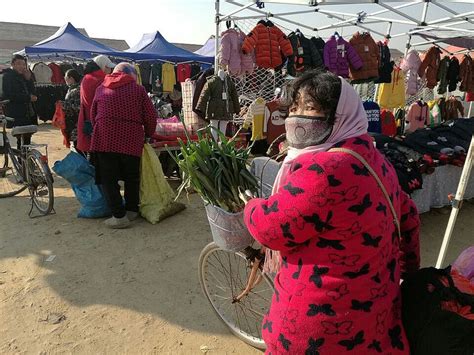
214, 0, 474, 267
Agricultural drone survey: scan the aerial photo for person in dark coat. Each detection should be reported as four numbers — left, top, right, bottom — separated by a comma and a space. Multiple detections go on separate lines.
2, 54, 37, 148
63, 69, 82, 151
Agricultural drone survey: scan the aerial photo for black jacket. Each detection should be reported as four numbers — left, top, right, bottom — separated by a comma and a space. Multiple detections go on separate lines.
310, 36, 325, 60
374, 42, 394, 83
2, 69, 36, 127
287, 32, 323, 76
447, 57, 460, 92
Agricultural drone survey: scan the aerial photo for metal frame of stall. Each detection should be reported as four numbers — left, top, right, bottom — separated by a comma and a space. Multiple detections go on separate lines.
214, 0, 474, 267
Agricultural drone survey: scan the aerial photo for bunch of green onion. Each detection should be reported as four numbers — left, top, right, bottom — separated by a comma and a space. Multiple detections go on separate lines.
171, 126, 258, 213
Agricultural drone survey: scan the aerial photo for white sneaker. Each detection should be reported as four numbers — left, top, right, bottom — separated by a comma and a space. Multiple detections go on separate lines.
105, 216, 130, 229
126, 211, 139, 221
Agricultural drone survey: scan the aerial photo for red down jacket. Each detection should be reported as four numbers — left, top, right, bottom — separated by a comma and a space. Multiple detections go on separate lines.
242, 21, 293, 69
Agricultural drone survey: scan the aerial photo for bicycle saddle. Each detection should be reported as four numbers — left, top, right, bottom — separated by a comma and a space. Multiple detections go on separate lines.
11, 125, 38, 136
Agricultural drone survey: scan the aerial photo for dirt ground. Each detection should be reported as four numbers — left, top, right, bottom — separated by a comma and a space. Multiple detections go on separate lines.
0, 123, 473, 354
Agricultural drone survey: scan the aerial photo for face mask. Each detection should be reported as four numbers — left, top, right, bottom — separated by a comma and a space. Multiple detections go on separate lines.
285, 115, 333, 149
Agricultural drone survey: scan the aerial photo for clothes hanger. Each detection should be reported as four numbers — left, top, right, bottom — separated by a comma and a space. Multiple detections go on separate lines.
226, 20, 231, 30
295, 28, 302, 36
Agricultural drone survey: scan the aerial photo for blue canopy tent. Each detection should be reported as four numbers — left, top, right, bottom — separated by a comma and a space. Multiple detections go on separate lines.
194, 36, 217, 58
18, 22, 127, 60
126, 31, 214, 64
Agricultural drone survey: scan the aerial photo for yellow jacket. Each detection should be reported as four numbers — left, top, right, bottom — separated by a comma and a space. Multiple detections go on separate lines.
377, 67, 406, 109
162, 63, 176, 93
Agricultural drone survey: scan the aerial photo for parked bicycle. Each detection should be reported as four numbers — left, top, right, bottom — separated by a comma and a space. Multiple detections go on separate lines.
0, 113, 54, 216
198, 240, 273, 350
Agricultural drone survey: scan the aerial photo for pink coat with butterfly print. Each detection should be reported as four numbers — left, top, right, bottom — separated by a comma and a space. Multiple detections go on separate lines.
244, 134, 420, 355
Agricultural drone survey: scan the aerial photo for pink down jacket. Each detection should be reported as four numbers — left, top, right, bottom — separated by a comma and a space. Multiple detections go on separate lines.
220, 28, 255, 76
400, 50, 422, 96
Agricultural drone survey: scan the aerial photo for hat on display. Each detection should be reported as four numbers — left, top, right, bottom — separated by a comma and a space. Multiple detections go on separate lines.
93, 55, 116, 70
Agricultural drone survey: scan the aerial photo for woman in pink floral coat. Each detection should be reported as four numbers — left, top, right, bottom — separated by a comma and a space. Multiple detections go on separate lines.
244, 70, 420, 354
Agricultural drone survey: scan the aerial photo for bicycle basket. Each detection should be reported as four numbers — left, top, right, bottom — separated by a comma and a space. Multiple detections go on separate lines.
204, 203, 254, 252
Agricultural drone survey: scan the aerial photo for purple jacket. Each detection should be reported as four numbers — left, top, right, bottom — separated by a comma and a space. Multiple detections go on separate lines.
220, 28, 255, 76
323, 35, 363, 78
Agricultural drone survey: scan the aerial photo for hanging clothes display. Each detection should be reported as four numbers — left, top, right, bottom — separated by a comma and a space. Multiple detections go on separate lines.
264, 99, 286, 145
310, 36, 325, 60
138, 62, 152, 86
32, 62, 52, 84
349, 31, 380, 83
133, 64, 142, 85
363, 100, 381, 133
48, 63, 65, 84
286, 30, 323, 77
244, 97, 266, 141
242, 20, 293, 69
427, 100, 442, 127
323, 34, 362, 78
220, 27, 255, 76
190, 64, 201, 79
192, 68, 214, 116
377, 66, 406, 109
418, 46, 441, 89
161, 63, 176, 93
436, 56, 450, 95
401, 50, 422, 96
352, 82, 375, 101
447, 57, 460, 92
445, 96, 465, 120
395, 108, 406, 136
466, 92, 474, 102
381, 109, 397, 137
405, 100, 429, 133
151, 63, 163, 93
177, 63, 191, 83
374, 41, 394, 84
459, 55, 474, 93
195, 74, 240, 121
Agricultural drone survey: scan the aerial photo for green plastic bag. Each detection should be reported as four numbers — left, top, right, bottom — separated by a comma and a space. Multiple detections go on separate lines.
140, 144, 185, 224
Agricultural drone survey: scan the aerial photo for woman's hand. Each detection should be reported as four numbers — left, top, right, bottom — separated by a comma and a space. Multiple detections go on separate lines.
238, 187, 256, 205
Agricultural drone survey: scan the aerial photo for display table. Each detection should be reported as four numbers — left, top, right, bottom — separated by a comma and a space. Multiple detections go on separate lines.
250, 157, 474, 214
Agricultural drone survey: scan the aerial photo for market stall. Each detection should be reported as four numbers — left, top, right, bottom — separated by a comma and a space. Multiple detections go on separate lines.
196, 0, 474, 271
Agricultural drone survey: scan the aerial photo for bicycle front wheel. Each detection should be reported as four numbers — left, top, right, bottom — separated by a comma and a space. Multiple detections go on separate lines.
0, 149, 27, 198
198, 242, 274, 350
27, 149, 54, 215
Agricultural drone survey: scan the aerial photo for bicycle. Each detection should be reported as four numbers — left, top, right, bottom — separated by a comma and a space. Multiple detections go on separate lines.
198, 240, 274, 350
0, 114, 54, 216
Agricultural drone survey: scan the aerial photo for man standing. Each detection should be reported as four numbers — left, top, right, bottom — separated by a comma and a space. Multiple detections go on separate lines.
2, 54, 37, 148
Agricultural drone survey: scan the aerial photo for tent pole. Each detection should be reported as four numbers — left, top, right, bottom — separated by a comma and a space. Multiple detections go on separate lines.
215, 0, 220, 74
436, 134, 474, 268
404, 34, 412, 57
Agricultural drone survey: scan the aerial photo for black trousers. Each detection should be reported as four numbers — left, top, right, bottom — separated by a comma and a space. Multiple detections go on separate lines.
96, 152, 140, 218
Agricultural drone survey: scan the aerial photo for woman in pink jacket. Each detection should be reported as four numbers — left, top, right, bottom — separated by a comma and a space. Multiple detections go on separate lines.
244, 70, 420, 354
76, 55, 115, 154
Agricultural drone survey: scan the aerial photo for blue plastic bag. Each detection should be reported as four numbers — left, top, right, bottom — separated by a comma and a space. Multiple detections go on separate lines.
53, 152, 111, 218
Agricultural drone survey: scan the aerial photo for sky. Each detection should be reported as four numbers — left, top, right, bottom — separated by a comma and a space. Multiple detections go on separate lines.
0, 0, 472, 51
